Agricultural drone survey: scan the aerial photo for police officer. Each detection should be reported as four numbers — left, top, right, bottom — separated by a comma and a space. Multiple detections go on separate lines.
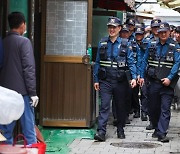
175, 26, 180, 44
147, 19, 161, 41
170, 25, 176, 40
119, 24, 132, 124
119, 24, 130, 39
145, 18, 162, 130
112, 24, 131, 126
126, 18, 136, 41
93, 17, 137, 141
139, 22, 180, 142
132, 26, 148, 121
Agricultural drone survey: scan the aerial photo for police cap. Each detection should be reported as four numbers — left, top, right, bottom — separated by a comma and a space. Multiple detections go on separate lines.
107, 17, 121, 27
175, 26, 180, 33
157, 22, 170, 33
135, 26, 145, 35
121, 24, 129, 32
126, 18, 135, 26
170, 25, 176, 31
151, 19, 161, 28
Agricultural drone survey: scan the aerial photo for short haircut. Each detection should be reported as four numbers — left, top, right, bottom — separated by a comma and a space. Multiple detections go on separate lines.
8, 12, 26, 29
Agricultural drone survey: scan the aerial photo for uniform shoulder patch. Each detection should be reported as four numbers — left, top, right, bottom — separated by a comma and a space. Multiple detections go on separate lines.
177, 48, 180, 52
129, 46, 132, 50
169, 43, 175, 47
100, 42, 107, 46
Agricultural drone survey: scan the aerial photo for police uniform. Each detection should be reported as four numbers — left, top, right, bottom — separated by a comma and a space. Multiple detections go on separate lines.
93, 17, 137, 141
141, 22, 180, 142
146, 19, 161, 42
132, 27, 149, 120
112, 24, 130, 125
119, 24, 132, 124
176, 26, 180, 45
144, 19, 161, 129
126, 18, 136, 41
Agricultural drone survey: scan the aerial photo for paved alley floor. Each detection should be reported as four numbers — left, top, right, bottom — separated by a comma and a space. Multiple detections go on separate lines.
69, 110, 180, 154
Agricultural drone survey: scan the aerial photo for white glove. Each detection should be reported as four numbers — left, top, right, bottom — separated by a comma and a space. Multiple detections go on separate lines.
30, 96, 39, 107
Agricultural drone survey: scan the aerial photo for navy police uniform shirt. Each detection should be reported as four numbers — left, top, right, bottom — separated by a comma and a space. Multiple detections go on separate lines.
146, 34, 158, 42
129, 32, 135, 41
135, 39, 148, 76
93, 36, 137, 83
140, 38, 180, 80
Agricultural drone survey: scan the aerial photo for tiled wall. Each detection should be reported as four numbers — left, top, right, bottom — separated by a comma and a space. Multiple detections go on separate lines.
46, 0, 87, 56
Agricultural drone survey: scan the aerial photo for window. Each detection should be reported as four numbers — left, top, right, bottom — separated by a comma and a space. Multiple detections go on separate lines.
46, 0, 88, 56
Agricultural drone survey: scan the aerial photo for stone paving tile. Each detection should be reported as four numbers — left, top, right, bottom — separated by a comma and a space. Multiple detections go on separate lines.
69, 110, 180, 154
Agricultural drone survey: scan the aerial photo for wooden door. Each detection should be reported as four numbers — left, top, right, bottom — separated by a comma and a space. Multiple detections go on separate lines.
40, 0, 96, 127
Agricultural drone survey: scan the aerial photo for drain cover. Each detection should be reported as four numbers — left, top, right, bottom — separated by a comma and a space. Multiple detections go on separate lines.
110, 142, 162, 149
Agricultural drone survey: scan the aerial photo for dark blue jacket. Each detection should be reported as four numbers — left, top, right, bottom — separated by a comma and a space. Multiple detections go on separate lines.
0, 32, 37, 96
0, 37, 3, 68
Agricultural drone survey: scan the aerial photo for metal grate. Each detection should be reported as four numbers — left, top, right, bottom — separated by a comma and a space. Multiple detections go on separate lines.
110, 142, 162, 149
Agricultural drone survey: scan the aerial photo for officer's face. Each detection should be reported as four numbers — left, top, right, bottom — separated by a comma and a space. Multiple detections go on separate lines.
128, 25, 135, 31
151, 26, 159, 35
120, 31, 130, 39
158, 30, 170, 42
108, 25, 121, 38
175, 32, 180, 43
135, 34, 144, 41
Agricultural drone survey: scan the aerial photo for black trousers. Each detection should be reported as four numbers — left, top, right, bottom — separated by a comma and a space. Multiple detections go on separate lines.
98, 78, 129, 134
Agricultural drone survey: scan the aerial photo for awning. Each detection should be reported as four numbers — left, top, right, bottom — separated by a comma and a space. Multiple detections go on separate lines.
97, 0, 135, 12
158, 0, 180, 13
158, 0, 180, 11
135, 0, 180, 26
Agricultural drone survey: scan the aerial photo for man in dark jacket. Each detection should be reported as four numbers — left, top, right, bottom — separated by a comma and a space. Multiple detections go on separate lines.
0, 12, 38, 145
0, 36, 3, 68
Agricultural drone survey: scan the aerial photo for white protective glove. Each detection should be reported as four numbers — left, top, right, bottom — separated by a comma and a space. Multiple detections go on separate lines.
30, 96, 39, 107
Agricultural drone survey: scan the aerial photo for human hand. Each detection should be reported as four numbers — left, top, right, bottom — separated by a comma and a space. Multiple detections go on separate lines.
138, 78, 144, 87
30, 96, 39, 107
130, 79, 137, 88
161, 78, 171, 86
94, 83, 100, 91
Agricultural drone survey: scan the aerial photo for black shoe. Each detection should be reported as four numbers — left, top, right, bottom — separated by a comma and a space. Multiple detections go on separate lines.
126, 117, 131, 124
133, 111, 140, 118
94, 133, 105, 142
117, 132, 125, 139
141, 112, 148, 121
158, 135, 169, 143
152, 131, 158, 138
146, 122, 155, 130
113, 119, 117, 126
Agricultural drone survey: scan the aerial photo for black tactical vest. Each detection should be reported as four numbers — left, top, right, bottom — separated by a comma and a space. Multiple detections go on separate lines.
98, 37, 129, 81
147, 40, 175, 79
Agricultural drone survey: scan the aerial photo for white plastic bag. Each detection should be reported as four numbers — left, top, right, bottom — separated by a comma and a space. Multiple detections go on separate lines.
0, 86, 24, 124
